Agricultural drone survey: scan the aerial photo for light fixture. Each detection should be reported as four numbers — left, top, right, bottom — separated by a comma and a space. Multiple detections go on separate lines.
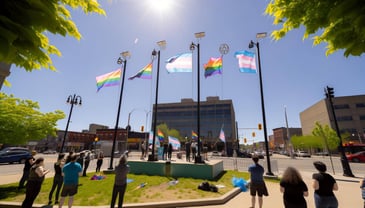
194, 32, 205, 39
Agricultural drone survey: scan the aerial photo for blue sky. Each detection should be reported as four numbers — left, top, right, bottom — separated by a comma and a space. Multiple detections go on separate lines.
3, 0, 365, 144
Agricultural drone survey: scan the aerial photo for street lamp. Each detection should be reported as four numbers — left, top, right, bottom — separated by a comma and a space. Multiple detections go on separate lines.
60, 94, 82, 153
149, 40, 166, 161
249, 32, 274, 176
190, 32, 205, 164
108, 51, 130, 171
325, 86, 354, 177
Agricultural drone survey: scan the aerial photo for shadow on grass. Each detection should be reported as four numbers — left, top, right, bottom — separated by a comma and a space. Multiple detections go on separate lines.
0, 185, 23, 200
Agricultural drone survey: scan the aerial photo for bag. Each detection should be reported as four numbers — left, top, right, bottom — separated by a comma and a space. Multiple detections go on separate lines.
198, 182, 211, 191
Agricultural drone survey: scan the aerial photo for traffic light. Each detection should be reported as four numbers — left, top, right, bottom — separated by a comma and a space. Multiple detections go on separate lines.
326, 86, 334, 98
94, 137, 98, 142
244, 138, 247, 143
141, 125, 144, 132
258, 123, 262, 130
252, 132, 256, 137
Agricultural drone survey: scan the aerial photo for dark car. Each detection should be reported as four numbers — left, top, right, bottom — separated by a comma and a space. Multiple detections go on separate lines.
0, 150, 32, 164
0, 147, 29, 153
346, 151, 365, 163
237, 150, 252, 158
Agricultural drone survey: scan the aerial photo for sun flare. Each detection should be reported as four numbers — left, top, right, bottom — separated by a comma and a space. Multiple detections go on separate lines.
148, 0, 173, 13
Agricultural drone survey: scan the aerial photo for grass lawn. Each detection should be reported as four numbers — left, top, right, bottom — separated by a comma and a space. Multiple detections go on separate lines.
0, 170, 277, 206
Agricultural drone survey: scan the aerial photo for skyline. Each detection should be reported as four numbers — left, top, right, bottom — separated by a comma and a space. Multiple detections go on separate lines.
2, 0, 365, 144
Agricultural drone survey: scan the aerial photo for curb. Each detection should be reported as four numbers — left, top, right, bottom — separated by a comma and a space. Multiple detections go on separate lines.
0, 188, 242, 208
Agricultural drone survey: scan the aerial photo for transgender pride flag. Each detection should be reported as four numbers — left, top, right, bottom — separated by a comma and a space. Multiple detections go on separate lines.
165, 52, 192, 73
168, 136, 181, 150
234, 50, 257, 73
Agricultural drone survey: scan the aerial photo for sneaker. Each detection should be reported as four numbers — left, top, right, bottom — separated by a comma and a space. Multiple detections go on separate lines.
48, 201, 52, 205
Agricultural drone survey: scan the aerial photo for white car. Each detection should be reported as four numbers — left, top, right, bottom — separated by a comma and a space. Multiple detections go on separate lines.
296, 151, 311, 157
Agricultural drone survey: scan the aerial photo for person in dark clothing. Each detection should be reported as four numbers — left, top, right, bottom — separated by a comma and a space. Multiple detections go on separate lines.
141, 141, 146, 159
167, 143, 173, 160
76, 152, 84, 169
191, 142, 197, 160
48, 153, 65, 205
65, 151, 74, 164
185, 141, 191, 162
21, 157, 50, 208
280, 166, 308, 208
110, 154, 130, 208
163, 143, 168, 160
361, 177, 365, 208
83, 152, 91, 176
18, 150, 36, 189
312, 161, 338, 208
96, 151, 104, 172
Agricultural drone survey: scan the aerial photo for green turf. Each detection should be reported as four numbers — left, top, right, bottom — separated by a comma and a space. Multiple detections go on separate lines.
0, 170, 278, 206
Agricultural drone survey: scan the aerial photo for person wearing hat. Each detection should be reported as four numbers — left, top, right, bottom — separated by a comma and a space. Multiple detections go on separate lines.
312, 161, 338, 208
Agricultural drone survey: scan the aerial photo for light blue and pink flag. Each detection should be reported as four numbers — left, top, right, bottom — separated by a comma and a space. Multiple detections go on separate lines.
148, 131, 160, 148
219, 128, 226, 143
165, 53, 192, 73
128, 62, 152, 80
96, 69, 121, 92
168, 136, 181, 150
234, 50, 257, 73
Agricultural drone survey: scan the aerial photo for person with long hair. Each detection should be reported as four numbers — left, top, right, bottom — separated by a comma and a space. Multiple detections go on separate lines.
96, 151, 104, 172
280, 166, 308, 208
312, 161, 338, 208
110, 154, 130, 208
21, 157, 50, 208
48, 153, 65, 205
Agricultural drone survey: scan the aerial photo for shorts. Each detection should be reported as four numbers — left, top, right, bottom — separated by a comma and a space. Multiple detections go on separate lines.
61, 184, 78, 197
250, 182, 268, 197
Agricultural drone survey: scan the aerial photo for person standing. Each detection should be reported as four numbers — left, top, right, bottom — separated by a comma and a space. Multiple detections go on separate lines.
163, 143, 168, 160
248, 155, 268, 208
191, 142, 197, 161
21, 157, 50, 208
59, 154, 82, 208
83, 152, 91, 176
167, 143, 173, 160
185, 140, 191, 162
141, 141, 146, 160
48, 153, 65, 205
18, 150, 36, 189
280, 166, 308, 208
203, 142, 208, 161
110, 154, 130, 208
96, 151, 104, 172
312, 161, 338, 208
76, 152, 84, 169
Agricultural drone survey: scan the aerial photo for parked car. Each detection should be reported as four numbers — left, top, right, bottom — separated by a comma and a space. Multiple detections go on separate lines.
43, 150, 57, 154
0, 147, 29, 153
0, 150, 32, 164
315, 151, 329, 156
346, 151, 365, 163
237, 150, 252, 158
296, 150, 311, 157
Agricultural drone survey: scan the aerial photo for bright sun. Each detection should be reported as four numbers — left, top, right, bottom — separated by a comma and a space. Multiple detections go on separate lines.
148, 0, 172, 13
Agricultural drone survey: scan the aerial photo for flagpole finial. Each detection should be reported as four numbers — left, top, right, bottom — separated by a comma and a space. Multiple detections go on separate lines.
219, 43, 229, 55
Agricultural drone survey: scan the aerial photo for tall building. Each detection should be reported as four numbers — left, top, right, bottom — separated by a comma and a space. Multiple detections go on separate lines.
300, 95, 365, 143
152, 96, 237, 155
272, 127, 302, 150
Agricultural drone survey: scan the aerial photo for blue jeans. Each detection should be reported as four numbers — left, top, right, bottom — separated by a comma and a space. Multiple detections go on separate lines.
314, 193, 338, 208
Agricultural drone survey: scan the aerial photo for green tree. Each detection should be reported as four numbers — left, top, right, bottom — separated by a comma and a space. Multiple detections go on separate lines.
291, 135, 322, 150
312, 122, 339, 151
156, 123, 182, 142
0, 93, 65, 145
0, 0, 105, 87
265, 0, 365, 57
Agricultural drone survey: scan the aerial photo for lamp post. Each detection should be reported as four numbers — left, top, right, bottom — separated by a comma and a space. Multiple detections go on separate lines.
60, 94, 82, 153
325, 86, 354, 177
190, 32, 205, 164
149, 40, 166, 161
108, 51, 130, 171
249, 32, 274, 176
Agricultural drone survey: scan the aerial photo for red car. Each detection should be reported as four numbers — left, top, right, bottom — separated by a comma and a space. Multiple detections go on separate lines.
346, 151, 365, 163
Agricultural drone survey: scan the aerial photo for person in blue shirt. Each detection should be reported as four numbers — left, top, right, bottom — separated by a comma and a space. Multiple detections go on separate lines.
248, 155, 268, 208
59, 154, 82, 208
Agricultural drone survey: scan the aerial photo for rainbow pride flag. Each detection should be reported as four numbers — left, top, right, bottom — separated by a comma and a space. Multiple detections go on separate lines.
128, 63, 152, 80
192, 131, 198, 139
204, 56, 223, 78
158, 129, 164, 142
96, 69, 121, 92
234, 50, 257, 73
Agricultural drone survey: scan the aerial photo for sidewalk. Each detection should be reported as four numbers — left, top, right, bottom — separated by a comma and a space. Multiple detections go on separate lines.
1, 171, 363, 208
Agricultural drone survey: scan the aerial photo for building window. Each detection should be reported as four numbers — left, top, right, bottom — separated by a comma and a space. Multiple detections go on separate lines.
336, 115, 353, 121
360, 115, 365, 120
356, 103, 365, 108
334, 104, 350, 109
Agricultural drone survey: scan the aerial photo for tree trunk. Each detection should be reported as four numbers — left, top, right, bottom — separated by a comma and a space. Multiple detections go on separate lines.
0, 62, 11, 90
